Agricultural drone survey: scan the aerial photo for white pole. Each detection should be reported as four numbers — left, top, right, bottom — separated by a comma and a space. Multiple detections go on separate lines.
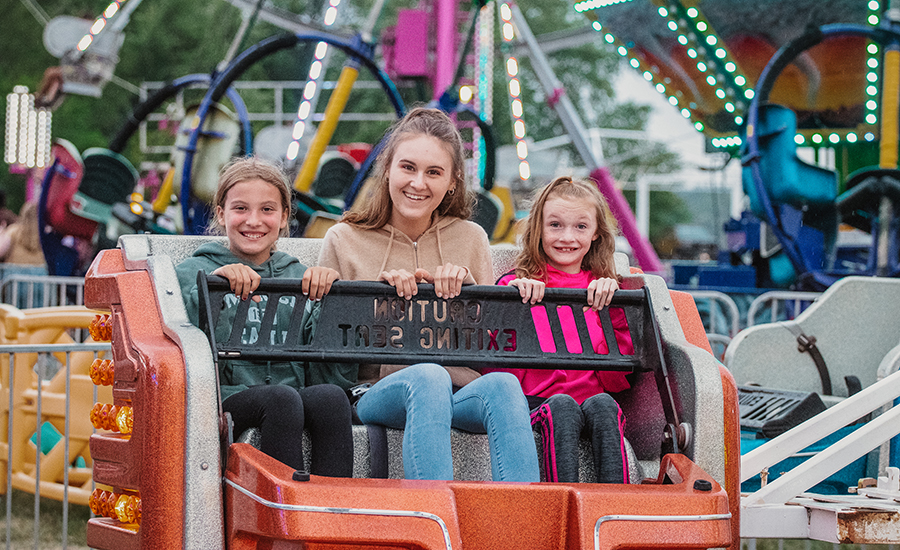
637, 177, 650, 238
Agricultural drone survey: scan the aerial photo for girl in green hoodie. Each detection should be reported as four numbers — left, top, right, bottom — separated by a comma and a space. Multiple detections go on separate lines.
176, 157, 353, 477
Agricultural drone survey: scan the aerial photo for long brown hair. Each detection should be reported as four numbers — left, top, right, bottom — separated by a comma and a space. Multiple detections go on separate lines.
208, 156, 293, 239
515, 176, 619, 281
16, 202, 40, 253
342, 107, 473, 229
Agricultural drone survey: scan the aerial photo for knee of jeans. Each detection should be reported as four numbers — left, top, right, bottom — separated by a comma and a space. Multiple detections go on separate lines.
484, 372, 527, 402
405, 363, 452, 391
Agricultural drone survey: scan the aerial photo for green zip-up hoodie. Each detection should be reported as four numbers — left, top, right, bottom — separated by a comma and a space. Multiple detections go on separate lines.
175, 241, 358, 400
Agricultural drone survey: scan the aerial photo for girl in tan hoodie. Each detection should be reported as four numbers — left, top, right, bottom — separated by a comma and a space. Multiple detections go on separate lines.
318, 107, 538, 481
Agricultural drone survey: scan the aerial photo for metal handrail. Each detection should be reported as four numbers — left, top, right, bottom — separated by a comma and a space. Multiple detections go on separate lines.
3, 342, 111, 550
746, 291, 821, 327
0, 275, 86, 309
685, 290, 740, 336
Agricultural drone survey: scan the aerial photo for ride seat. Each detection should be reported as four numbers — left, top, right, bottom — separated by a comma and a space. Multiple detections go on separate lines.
742, 104, 838, 216
742, 104, 841, 286
836, 167, 900, 276
237, 423, 645, 483
42, 140, 94, 241
725, 276, 900, 399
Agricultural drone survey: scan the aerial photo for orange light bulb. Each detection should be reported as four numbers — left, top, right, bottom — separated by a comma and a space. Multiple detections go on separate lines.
104, 491, 118, 518
116, 406, 133, 435
115, 494, 132, 523
89, 314, 113, 341
91, 403, 122, 432
90, 359, 103, 385
101, 360, 114, 385
89, 488, 105, 515
90, 403, 103, 429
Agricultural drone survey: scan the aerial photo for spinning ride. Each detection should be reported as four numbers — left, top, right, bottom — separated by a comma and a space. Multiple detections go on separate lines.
578, 0, 898, 290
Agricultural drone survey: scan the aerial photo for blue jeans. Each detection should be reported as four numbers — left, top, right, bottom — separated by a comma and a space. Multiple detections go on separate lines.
356, 363, 539, 482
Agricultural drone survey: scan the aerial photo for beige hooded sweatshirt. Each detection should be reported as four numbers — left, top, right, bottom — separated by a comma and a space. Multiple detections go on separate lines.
318, 216, 493, 285
318, 216, 493, 385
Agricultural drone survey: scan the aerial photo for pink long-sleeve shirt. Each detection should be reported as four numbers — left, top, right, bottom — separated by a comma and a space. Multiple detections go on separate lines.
485, 266, 633, 404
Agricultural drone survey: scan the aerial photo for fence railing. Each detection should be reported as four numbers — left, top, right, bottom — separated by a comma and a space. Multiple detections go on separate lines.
2, 342, 111, 550
0, 275, 86, 309
684, 290, 740, 358
683, 290, 824, 359
746, 291, 822, 328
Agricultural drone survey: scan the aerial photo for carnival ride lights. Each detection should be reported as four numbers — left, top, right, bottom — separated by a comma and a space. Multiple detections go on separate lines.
4, 86, 52, 169
75, 0, 127, 52
574, 0, 633, 12
291, 0, 389, 193
710, 0, 882, 149
285, 0, 344, 162
576, 0, 885, 151
178, 32, 404, 234
499, 2, 531, 181
87, 315, 142, 527
743, 21, 900, 287
655, 2, 753, 124
469, 3, 493, 184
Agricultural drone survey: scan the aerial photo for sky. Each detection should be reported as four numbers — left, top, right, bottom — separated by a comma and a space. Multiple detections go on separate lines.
614, 63, 744, 219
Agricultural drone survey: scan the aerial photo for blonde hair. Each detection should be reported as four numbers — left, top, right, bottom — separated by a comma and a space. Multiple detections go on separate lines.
208, 156, 292, 239
342, 107, 473, 229
16, 202, 40, 253
515, 176, 619, 281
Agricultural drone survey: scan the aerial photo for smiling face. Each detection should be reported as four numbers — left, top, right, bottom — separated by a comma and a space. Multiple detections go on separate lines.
541, 196, 599, 274
216, 178, 288, 265
387, 134, 455, 239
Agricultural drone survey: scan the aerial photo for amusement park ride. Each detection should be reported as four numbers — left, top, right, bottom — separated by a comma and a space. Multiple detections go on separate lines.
7, 0, 900, 548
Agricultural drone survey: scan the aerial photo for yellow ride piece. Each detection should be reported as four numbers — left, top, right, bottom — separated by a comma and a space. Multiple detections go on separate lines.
152, 167, 176, 214
880, 48, 899, 169
489, 184, 518, 244
294, 66, 360, 192
0, 305, 110, 506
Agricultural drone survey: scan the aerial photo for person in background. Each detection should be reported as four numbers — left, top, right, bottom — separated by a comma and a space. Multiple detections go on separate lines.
486, 176, 633, 484
176, 157, 354, 477
0, 201, 48, 307
0, 190, 19, 228
318, 107, 539, 482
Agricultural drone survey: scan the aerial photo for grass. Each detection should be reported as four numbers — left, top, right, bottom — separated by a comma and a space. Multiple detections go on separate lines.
0, 489, 91, 549
743, 540, 885, 550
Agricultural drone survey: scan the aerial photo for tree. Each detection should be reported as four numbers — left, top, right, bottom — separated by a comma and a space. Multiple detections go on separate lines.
2, 0, 688, 249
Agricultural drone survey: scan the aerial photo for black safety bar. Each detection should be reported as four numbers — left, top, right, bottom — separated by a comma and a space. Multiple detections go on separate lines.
197, 274, 682, 449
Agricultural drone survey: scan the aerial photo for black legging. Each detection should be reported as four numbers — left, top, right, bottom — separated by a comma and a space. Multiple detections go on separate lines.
529, 393, 627, 484
223, 384, 353, 477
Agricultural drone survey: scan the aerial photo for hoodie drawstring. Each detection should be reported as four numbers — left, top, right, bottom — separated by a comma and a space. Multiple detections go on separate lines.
378, 225, 395, 275
436, 224, 445, 266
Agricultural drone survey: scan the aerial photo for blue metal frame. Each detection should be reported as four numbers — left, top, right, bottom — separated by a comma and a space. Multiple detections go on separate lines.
745, 23, 900, 287
180, 32, 407, 234
110, 73, 252, 156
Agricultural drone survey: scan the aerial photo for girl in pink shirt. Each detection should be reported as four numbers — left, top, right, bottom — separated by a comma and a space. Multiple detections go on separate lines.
485, 176, 632, 483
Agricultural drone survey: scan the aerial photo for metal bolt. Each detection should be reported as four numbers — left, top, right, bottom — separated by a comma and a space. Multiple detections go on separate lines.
166, 289, 174, 295
663, 305, 670, 311
200, 462, 209, 470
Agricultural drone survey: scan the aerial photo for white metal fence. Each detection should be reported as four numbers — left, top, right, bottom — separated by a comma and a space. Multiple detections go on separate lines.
685, 290, 824, 359
0, 275, 86, 310
2, 342, 110, 550
746, 291, 822, 328
685, 290, 741, 359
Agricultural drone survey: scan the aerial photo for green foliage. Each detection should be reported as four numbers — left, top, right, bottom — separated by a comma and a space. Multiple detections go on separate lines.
621, 188, 692, 248
1, 0, 685, 246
